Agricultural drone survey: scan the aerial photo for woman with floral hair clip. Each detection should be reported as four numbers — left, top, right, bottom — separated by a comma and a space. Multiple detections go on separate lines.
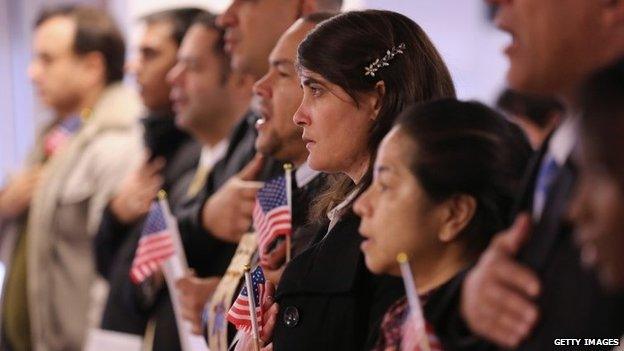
245, 9, 456, 350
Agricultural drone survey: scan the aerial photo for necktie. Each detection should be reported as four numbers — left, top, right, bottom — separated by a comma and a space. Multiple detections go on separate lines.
186, 165, 210, 198
532, 154, 561, 222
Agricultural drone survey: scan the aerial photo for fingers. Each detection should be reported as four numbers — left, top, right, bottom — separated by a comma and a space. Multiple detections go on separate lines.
492, 213, 532, 256
141, 157, 166, 177
180, 304, 203, 335
176, 276, 193, 292
261, 265, 285, 287
481, 301, 536, 349
239, 199, 257, 217
235, 180, 264, 199
237, 154, 265, 181
260, 302, 279, 345
461, 221, 541, 349
177, 276, 219, 335
263, 241, 287, 269
482, 282, 539, 328
493, 259, 541, 297
236, 217, 252, 235
260, 282, 275, 313
265, 282, 275, 303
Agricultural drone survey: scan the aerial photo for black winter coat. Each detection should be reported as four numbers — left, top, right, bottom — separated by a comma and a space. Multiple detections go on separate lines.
273, 212, 404, 350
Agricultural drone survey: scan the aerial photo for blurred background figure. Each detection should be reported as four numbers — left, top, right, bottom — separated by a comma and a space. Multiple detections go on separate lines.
173, 0, 342, 348
0, 5, 142, 351
571, 58, 624, 292
496, 88, 563, 149
460, 0, 624, 349
93, 7, 203, 351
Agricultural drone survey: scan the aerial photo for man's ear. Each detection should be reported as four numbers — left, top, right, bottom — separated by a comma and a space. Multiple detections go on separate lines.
438, 194, 477, 243
81, 51, 107, 86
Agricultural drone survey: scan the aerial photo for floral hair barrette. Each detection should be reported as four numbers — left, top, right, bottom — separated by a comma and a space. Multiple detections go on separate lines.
364, 43, 407, 77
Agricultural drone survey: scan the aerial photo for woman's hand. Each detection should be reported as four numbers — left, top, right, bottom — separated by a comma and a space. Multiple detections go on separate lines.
260, 281, 279, 347
235, 281, 279, 351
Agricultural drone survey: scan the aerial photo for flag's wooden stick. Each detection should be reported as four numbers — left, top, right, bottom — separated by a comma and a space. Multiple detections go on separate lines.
283, 163, 293, 263
243, 265, 262, 351
397, 252, 431, 351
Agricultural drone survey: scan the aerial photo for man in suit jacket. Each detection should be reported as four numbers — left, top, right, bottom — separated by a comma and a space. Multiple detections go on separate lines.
175, 15, 339, 350
458, 1, 624, 349
96, 10, 256, 351
180, 0, 345, 249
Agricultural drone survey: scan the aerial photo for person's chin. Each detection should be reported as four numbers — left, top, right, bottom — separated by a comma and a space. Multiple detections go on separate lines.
255, 140, 273, 157
507, 63, 549, 94
364, 256, 387, 276
175, 115, 190, 130
306, 153, 325, 172
230, 52, 248, 72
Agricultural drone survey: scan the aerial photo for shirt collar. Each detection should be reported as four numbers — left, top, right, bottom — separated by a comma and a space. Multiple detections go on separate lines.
547, 115, 579, 166
199, 139, 228, 170
295, 162, 320, 188
326, 188, 360, 232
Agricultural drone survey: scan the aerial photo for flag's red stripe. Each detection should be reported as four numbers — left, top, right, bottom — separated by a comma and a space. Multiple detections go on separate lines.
132, 247, 175, 266
255, 206, 290, 231
255, 207, 290, 232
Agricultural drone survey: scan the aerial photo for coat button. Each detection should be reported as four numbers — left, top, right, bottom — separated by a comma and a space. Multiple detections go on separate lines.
283, 306, 300, 328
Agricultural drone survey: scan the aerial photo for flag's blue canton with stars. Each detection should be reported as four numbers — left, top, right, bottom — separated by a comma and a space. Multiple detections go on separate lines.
130, 202, 175, 284
253, 176, 292, 262
257, 176, 288, 211
227, 266, 266, 332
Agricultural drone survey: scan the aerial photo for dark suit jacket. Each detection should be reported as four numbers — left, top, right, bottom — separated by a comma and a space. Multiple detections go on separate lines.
176, 111, 283, 255
273, 212, 404, 351
435, 135, 624, 351
511, 140, 624, 350
96, 113, 201, 349
98, 111, 280, 350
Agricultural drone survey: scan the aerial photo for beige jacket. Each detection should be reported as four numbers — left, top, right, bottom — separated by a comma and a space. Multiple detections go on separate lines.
21, 83, 143, 351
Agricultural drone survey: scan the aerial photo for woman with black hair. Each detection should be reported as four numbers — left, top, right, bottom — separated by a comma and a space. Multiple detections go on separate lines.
355, 99, 531, 350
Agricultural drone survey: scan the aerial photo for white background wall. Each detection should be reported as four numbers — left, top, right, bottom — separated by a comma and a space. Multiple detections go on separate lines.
1, 0, 509, 181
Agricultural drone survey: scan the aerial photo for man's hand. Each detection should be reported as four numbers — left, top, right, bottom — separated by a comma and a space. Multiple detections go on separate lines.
0, 166, 43, 219
202, 154, 265, 243
110, 156, 165, 224
260, 240, 287, 286
461, 214, 541, 348
176, 271, 221, 335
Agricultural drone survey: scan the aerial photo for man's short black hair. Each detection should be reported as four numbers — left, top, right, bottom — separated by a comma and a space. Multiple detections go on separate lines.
36, 4, 125, 84
141, 7, 204, 47
191, 12, 231, 83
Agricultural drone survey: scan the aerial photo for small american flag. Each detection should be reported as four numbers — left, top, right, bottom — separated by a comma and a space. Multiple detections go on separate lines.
43, 115, 82, 157
130, 201, 175, 284
226, 266, 266, 332
253, 176, 292, 261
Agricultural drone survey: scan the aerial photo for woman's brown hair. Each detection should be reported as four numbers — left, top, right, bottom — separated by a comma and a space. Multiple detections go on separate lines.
297, 9, 456, 221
